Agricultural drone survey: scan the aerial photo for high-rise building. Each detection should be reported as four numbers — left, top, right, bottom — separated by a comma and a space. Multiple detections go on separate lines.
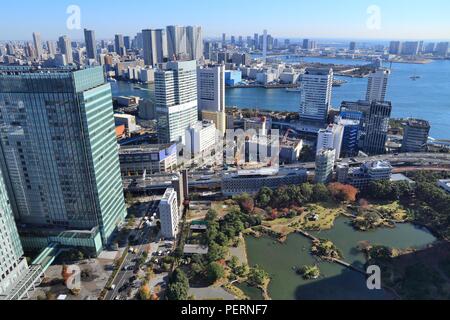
366, 69, 391, 103
142, 29, 167, 66
186, 26, 203, 61
362, 101, 392, 155
435, 42, 449, 57
32, 32, 43, 60
0, 165, 28, 297
156, 60, 199, 143
299, 68, 334, 123
303, 39, 317, 50
114, 34, 125, 56
197, 64, 225, 113
222, 33, 226, 46
84, 29, 97, 60
349, 41, 357, 51
401, 41, 420, 56
58, 35, 73, 64
389, 41, 402, 55
402, 119, 430, 152
46, 40, 56, 57
166, 26, 187, 61
315, 149, 336, 184
335, 117, 361, 157
159, 188, 179, 239
316, 124, 344, 160
0, 66, 127, 245
124, 36, 131, 50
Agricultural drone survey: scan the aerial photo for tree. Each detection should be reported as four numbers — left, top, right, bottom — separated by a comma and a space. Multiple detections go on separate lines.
249, 265, 269, 286
207, 242, 228, 263
328, 183, 359, 202
139, 283, 151, 300
256, 187, 273, 207
207, 262, 225, 284
167, 269, 189, 301
311, 184, 331, 202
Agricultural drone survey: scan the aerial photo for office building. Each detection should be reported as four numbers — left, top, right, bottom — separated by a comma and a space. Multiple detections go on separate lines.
142, 29, 167, 66
0, 166, 28, 297
84, 29, 97, 60
58, 35, 73, 64
186, 26, 203, 61
435, 42, 449, 57
401, 41, 420, 56
46, 41, 56, 57
225, 70, 242, 86
402, 119, 430, 152
124, 36, 131, 50
166, 25, 187, 61
32, 32, 43, 60
336, 117, 361, 157
302, 39, 317, 50
362, 101, 392, 155
299, 68, 334, 123
119, 143, 177, 176
349, 41, 357, 51
366, 69, 390, 103
197, 65, 225, 113
201, 110, 226, 136
0, 66, 127, 245
347, 161, 392, 189
316, 124, 344, 160
185, 121, 217, 156
159, 188, 179, 239
389, 41, 402, 55
114, 34, 125, 56
314, 149, 336, 184
155, 60, 198, 143
222, 33, 226, 46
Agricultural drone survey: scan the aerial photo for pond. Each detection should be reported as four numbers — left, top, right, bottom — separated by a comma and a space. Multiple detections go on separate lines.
243, 217, 436, 300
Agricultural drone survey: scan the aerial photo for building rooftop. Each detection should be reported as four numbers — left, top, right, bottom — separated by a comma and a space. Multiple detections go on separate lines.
406, 118, 431, 129
362, 160, 392, 170
119, 143, 176, 155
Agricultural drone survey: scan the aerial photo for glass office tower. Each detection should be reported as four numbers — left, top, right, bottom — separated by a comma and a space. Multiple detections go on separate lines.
0, 66, 126, 245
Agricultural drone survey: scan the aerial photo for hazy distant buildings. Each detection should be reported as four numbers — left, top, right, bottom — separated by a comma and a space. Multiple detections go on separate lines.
58, 35, 73, 64
299, 68, 334, 123
186, 26, 203, 61
114, 34, 125, 56
401, 41, 420, 56
142, 29, 167, 66
84, 29, 97, 60
166, 25, 187, 60
389, 41, 402, 55
366, 69, 390, 103
0, 66, 126, 245
435, 42, 449, 57
156, 60, 199, 143
32, 32, 43, 60
402, 119, 430, 152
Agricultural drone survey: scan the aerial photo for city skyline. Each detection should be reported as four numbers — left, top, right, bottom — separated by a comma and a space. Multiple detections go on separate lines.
2, 0, 450, 41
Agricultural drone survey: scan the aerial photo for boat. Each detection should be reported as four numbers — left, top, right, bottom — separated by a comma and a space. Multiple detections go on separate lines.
286, 87, 302, 93
410, 75, 421, 81
333, 79, 348, 87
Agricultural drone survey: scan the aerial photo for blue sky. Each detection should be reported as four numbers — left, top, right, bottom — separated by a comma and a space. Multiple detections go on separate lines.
2, 0, 450, 41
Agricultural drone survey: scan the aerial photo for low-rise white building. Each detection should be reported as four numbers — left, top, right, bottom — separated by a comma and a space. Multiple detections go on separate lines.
159, 188, 179, 239
185, 120, 217, 156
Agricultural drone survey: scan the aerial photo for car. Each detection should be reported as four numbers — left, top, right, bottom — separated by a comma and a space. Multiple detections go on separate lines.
108, 284, 116, 291
129, 276, 137, 283
119, 283, 130, 293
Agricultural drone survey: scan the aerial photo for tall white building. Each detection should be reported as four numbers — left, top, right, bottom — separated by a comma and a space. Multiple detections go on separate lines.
314, 149, 336, 184
366, 69, 390, 103
185, 120, 217, 156
299, 68, 333, 123
159, 188, 179, 239
186, 26, 203, 61
142, 29, 167, 66
316, 124, 344, 160
166, 25, 187, 60
156, 60, 199, 143
197, 65, 225, 113
32, 32, 43, 60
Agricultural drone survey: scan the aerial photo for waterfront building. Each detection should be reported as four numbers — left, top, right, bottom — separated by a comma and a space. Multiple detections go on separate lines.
401, 41, 420, 56
402, 119, 430, 152
197, 65, 225, 113
58, 35, 73, 64
316, 124, 344, 160
84, 29, 97, 60
185, 120, 217, 156
299, 68, 334, 123
222, 168, 308, 196
389, 41, 402, 55
32, 32, 43, 60
159, 188, 179, 239
119, 143, 177, 176
0, 66, 127, 245
362, 101, 392, 155
435, 42, 449, 57
366, 69, 390, 103
314, 149, 336, 184
225, 70, 242, 86
155, 60, 199, 143
349, 41, 357, 51
0, 166, 28, 297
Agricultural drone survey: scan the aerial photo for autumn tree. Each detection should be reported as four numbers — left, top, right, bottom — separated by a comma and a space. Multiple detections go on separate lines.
328, 183, 359, 202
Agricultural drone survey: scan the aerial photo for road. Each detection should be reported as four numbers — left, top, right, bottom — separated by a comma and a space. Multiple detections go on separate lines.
105, 201, 161, 300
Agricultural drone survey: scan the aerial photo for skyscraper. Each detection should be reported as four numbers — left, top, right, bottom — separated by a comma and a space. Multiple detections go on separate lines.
0, 66, 127, 245
166, 26, 187, 61
58, 35, 73, 64
32, 32, 43, 60
156, 61, 199, 143
186, 26, 203, 61
366, 69, 391, 103
389, 41, 402, 55
142, 29, 167, 66
316, 124, 344, 160
0, 165, 28, 297
362, 101, 392, 155
299, 68, 334, 123
159, 188, 179, 239
114, 34, 125, 56
84, 29, 97, 60
46, 40, 56, 57
222, 33, 226, 46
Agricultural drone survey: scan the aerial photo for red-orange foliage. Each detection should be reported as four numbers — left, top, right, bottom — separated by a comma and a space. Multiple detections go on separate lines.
328, 183, 359, 202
